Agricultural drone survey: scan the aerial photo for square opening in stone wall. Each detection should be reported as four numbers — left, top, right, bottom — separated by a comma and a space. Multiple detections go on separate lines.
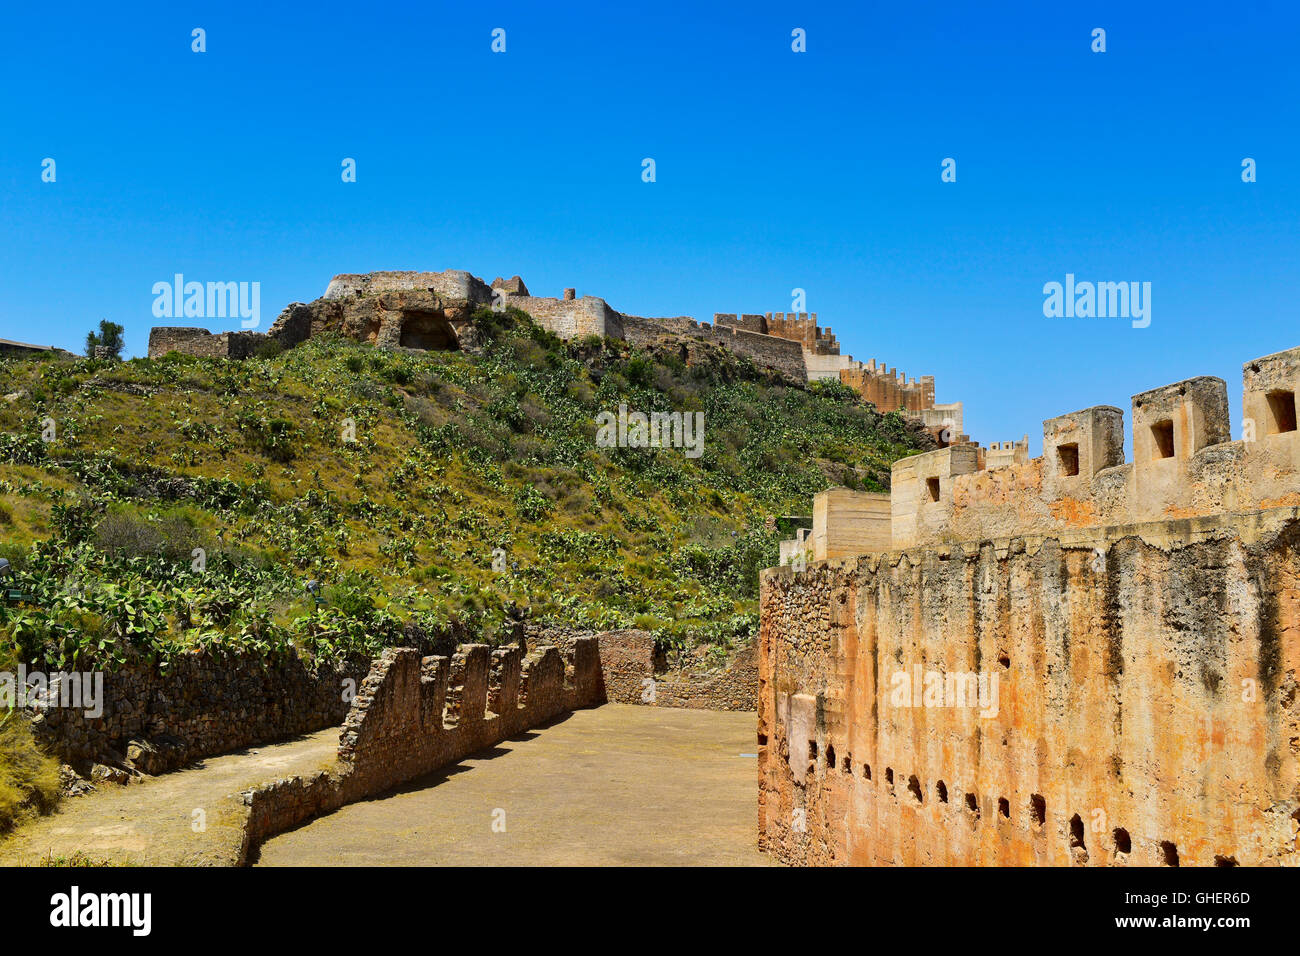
926, 477, 941, 502
1057, 442, 1080, 476
1267, 389, 1297, 434
1150, 420, 1175, 459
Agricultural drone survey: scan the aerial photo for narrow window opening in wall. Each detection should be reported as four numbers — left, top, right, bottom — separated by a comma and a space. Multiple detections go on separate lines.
808, 741, 817, 760
965, 792, 979, 816
1267, 390, 1297, 434
937, 781, 948, 803
842, 753, 852, 773
825, 743, 836, 770
908, 775, 923, 804
885, 767, 894, 786
998, 797, 1010, 818
1113, 828, 1131, 854
863, 763, 872, 780
1030, 794, 1046, 826
1161, 841, 1180, 867
1151, 420, 1175, 459
1214, 855, 1239, 867
1057, 442, 1080, 476
1069, 814, 1085, 848
757, 733, 768, 746
926, 477, 941, 502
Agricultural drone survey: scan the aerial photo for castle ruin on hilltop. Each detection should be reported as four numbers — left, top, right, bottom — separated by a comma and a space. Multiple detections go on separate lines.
761, 345, 1300, 866
147, 269, 965, 443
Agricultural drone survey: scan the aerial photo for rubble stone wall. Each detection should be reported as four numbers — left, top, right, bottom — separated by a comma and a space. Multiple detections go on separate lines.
26, 651, 367, 775
238, 638, 601, 862
531, 627, 758, 711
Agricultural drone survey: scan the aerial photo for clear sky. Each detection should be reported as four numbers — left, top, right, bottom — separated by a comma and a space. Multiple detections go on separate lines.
2, 0, 1297, 453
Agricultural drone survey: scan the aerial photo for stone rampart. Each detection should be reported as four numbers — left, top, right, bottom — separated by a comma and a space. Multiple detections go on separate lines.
527, 627, 759, 711
145, 270, 959, 411
622, 313, 807, 384
758, 508, 1300, 866
236, 638, 601, 862
891, 346, 1300, 551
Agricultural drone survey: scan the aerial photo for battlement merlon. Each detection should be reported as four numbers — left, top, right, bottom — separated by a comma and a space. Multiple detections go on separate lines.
871, 346, 1300, 553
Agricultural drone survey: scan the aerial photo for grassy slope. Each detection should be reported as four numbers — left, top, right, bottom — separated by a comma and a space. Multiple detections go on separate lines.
0, 307, 930, 672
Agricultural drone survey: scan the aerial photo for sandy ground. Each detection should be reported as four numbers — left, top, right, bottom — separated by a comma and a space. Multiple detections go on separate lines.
257, 704, 774, 866
0, 729, 340, 866
1, 704, 774, 867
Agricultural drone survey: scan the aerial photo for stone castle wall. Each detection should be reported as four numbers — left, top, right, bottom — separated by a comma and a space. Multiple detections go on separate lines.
237, 638, 601, 862
503, 292, 622, 340
621, 313, 808, 384
758, 508, 1300, 867
761, 342, 1300, 867
714, 312, 840, 355
892, 347, 1300, 551
147, 271, 953, 403
839, 360, 936, 415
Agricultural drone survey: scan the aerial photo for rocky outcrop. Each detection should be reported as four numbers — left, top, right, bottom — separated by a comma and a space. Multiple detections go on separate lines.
267, 269, 493, 352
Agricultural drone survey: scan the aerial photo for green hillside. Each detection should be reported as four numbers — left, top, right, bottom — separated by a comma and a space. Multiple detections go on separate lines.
0, 307, 932, 673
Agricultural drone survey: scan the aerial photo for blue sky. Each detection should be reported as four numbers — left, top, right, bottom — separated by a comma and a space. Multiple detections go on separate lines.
2, 0, 1297, 453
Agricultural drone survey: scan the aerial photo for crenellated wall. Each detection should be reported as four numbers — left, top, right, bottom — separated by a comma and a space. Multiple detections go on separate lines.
763, 342, 1300, 867
237, 638, 601, 863
838, 360, 936, 415
891, 347, 1300, 551
713, 312, 840, 355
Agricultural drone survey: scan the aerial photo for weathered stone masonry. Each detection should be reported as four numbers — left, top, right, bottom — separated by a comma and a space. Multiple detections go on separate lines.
27, 650, 367, 776
236, 638, 601, 863
532, 627, 759, 712
760, 345, 1300, 866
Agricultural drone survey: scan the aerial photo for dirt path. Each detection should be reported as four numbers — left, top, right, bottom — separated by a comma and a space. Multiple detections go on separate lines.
0, 729, 340, 866
257, 703, 773, 866
2, 704, 772, 867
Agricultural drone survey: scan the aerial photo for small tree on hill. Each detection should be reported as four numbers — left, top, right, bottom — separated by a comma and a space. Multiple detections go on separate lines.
85, 319, 125, 360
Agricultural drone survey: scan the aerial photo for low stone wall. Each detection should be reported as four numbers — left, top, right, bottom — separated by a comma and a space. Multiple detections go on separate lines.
236, 638, 601, 862
147, 327, 272, 360
25, 650, 368, 776
530, 627, 759, 712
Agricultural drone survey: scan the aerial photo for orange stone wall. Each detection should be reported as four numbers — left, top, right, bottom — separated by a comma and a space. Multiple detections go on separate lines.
757, 510, 1300, 866
893, 348, 1300, 550
839, 361, 937, 414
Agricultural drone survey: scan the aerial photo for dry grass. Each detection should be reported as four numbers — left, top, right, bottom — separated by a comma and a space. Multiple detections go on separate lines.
0, 713, 61, 831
